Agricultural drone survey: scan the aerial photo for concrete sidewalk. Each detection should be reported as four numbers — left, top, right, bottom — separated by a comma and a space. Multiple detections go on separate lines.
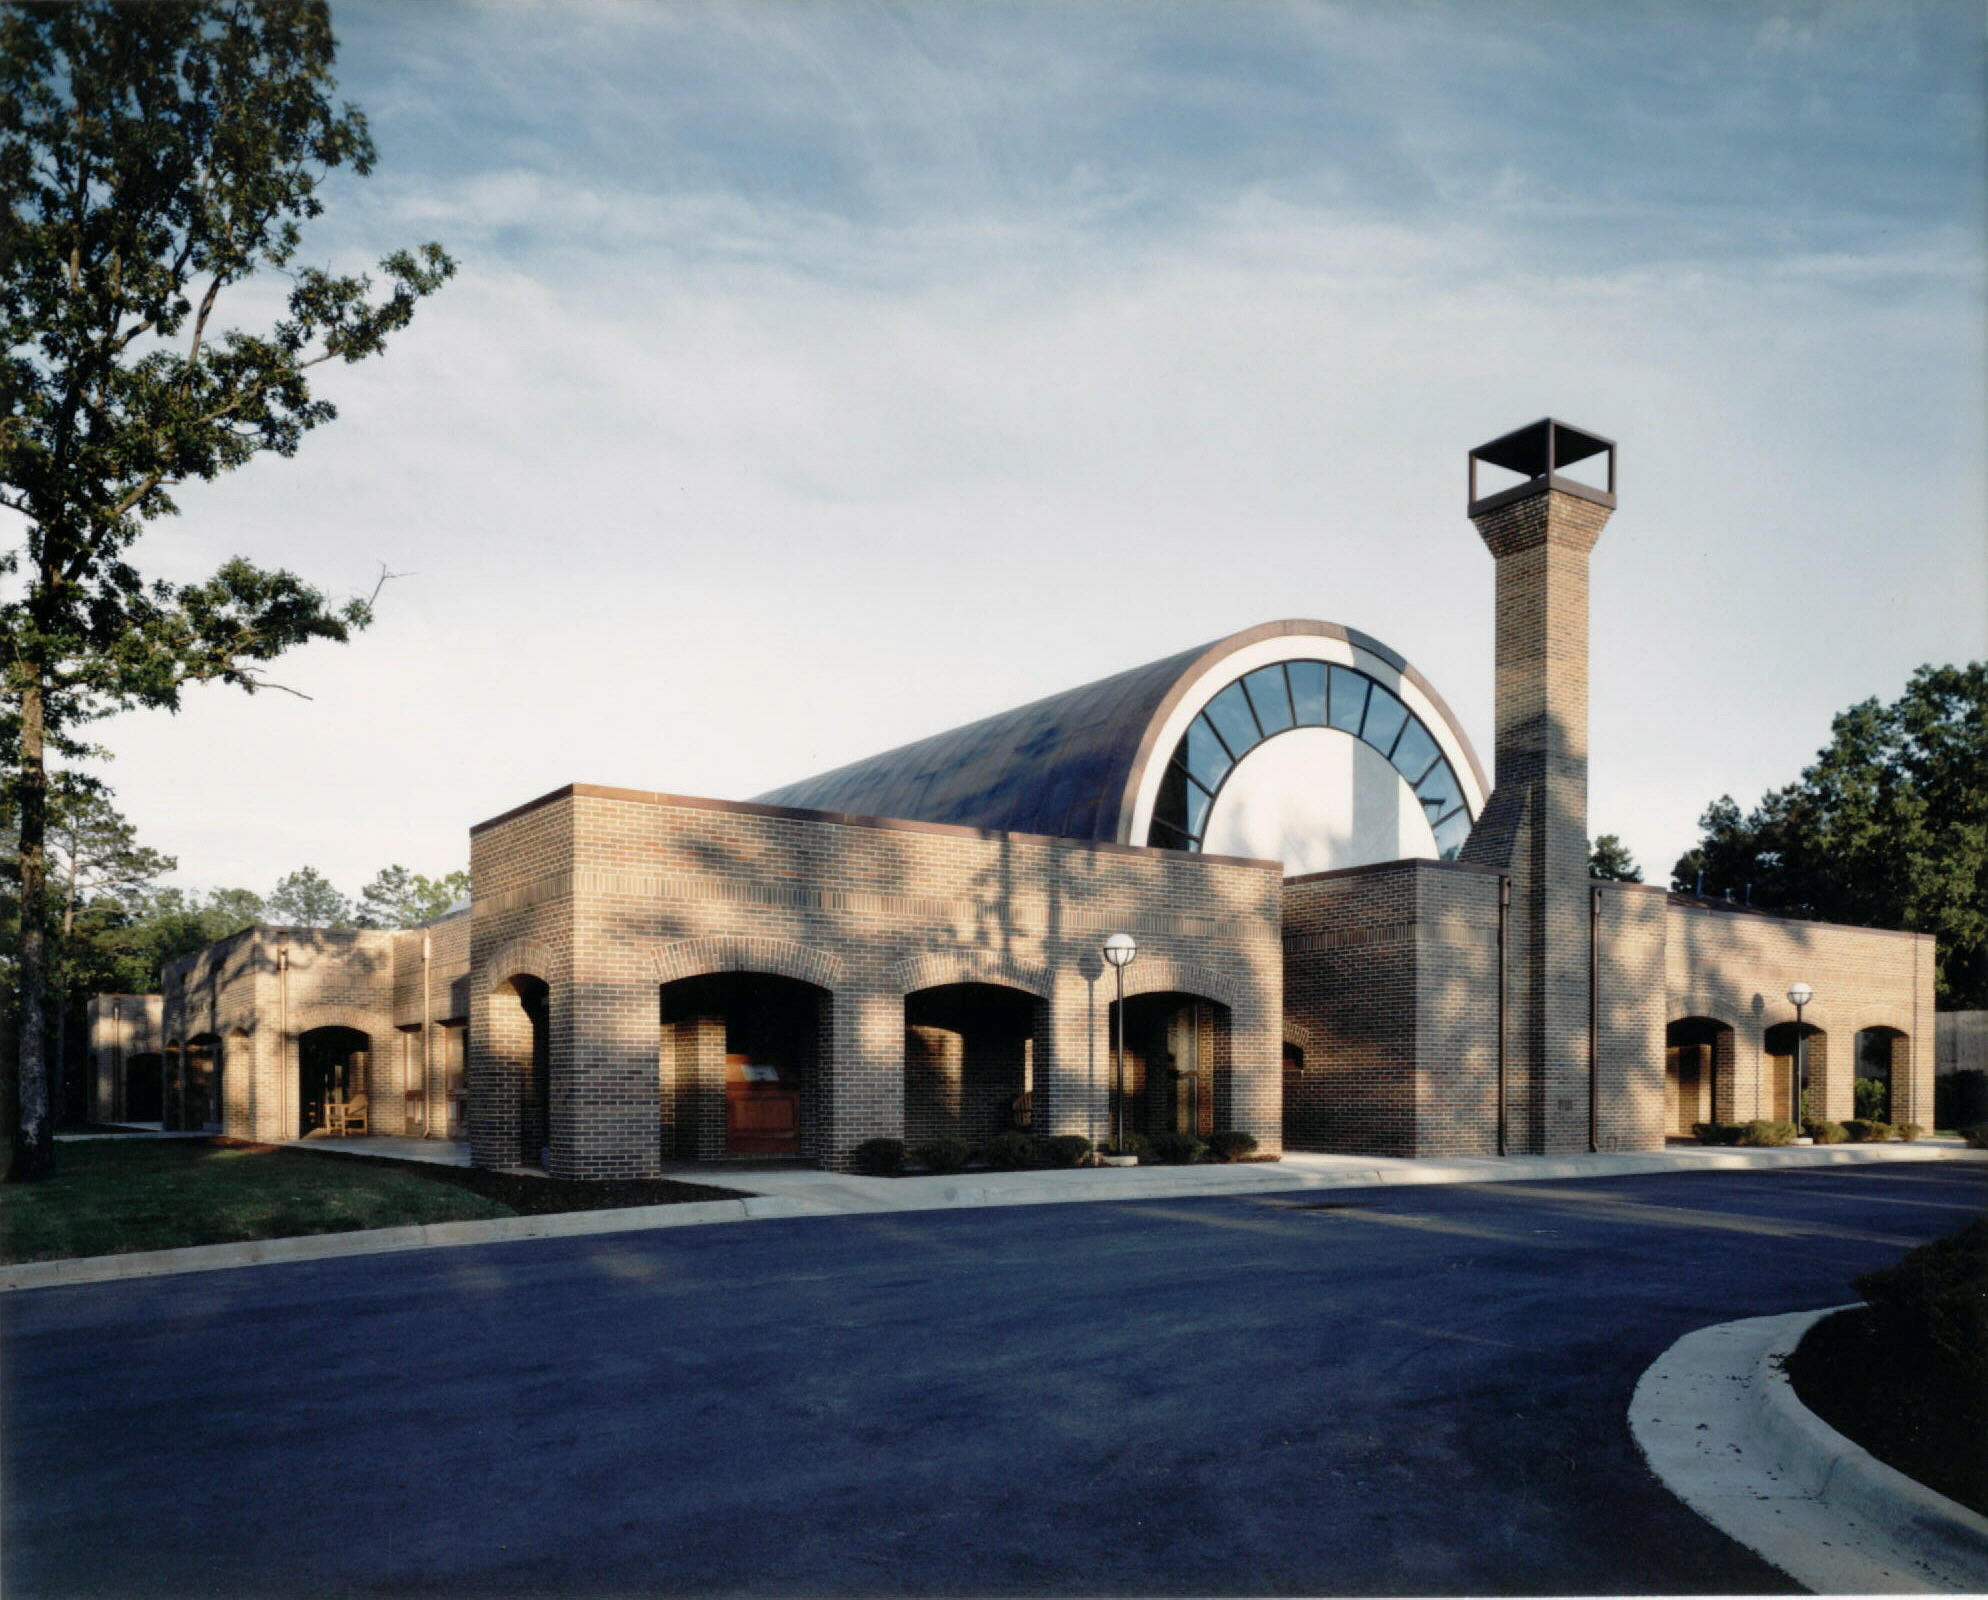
5, 1136, 1981, 1295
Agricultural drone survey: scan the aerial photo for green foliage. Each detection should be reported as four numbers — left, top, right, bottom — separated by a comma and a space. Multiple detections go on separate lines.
1896, 1123, 1923, 1142
1670, 663, 1988, 1007
356, 865, 468, 929
982, 1130, 1036, 1170
1693, 1121, 1746, 1145
1205, 1130, 1260, 1162
1845, 1119, 1895, 1143
1100, 1132, 1150, 1161
1739, 1119, 1799, 1147
1587, 834, 1643, 882
1853, 1076, 1889, 1121
1936, 1071, 1988, 1132
849, 1137, 904, 1177
1962, 1124, 1988, 1150
1853, 1218, 1988, 1389
1805, 1119, 1849, 1144
1148, 1131, 1206, 1165
1039, 1134, 1092, 1168
264, 866, 351, 928
912, 1137, 972, 1175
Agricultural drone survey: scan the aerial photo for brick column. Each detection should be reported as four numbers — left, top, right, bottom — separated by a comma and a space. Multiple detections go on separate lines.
1036, 974, 1106, 1148
827, 989, 903, 1169
1461, 420, 1616, 1154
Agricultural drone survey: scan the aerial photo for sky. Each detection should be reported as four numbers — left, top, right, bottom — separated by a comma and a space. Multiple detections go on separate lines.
73, 0, 1988, 903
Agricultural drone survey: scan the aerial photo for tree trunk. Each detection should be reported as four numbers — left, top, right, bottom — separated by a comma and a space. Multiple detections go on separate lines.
11, 677, 54, 1181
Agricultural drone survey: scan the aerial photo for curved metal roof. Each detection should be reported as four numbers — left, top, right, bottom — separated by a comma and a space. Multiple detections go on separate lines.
754, 620, 1488, 849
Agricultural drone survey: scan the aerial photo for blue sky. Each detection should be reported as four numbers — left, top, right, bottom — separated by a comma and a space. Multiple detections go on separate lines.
93, 0, 1986, 899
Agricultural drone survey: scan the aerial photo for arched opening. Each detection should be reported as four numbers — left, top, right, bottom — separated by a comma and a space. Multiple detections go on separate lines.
298, 1026, 371, 1139
660, 973, 828, 1161
123, 1052, 163, 1123
1665, 1018, 1734, 1138
490, 977, 551, 1167
1764, 1021, 1826, 1124
903, 983, 1037, 1148
1106, 991, 1231, 1141
185, 1034, 222, 1132
1854, 1027, 1909, 1124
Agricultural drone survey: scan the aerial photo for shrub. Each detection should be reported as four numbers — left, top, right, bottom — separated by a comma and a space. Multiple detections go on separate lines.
913, 1137, 972, 1175
850, 1137, 905, 1177
983, 1130, 1037, 1170
1040, 1134, 1092, 1168
1935, 1069, 1988, 1133
1896, 1122, 1923, 1142
1853, 1076, 1890, 1121
1148, 1131, 1206, 1165
1693, 1121, 1745, 1146
1100, 1132, 1150, 1162
1854, 1218, 1988, 1390
1846, 1119, 1895, 1143
1205, 1130, 1259, 1162
1739, 1119, 1798, 1147
1805, 1119, 1848, 1145
1963, 1124, 1988, 1150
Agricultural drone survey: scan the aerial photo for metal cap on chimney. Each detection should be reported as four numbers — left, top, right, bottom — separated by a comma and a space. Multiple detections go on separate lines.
1468, 418, 1616, 518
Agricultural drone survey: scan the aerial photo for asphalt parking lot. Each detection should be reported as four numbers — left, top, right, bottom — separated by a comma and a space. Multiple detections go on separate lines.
6, 1161, 1983, 1596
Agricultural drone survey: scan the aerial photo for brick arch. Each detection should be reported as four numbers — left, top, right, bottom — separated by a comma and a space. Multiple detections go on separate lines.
482, 937, 558, 989
891, 949, 1049, 999
1118, 955, 1243, 1010
652, 935, 843, 992
1283, 1018, 1314, 1051
290, 1009, 383, 1041
1846, 1009, 1913, 1039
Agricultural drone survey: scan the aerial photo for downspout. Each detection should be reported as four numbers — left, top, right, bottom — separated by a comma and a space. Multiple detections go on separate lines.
278, 938, 290, 1141
422, 933, 434, 1138
1496, 875, 1510, 1158
1588, 883, 1601, 1153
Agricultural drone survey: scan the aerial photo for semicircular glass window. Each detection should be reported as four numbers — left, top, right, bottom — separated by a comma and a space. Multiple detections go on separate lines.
1147, 661, 1473, 861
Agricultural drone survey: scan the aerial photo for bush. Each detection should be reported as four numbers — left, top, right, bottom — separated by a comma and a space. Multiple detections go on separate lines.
1148, 1131, 1206, 1165
1935, 1069, 1988, 1133
913, 1137, 972, 1175
1693, 1121, 1745, 1146
1100, 1132, 1150, 1162
983, 1130, 1037, 1170
1739, 1119, 1798, 1147
1854, 1076, 1890, 1121
1897, 1122, 1923, 1142
850, 1137, 905, 1177
1854, 1218, 1988, 1389
1805, 1119, 1849, 1145
1845, 1119, 1895, 1143
1963, 1124, 1988, 1150
1039, 1134, 1092, 1169
1205, 1130, 1259, 1162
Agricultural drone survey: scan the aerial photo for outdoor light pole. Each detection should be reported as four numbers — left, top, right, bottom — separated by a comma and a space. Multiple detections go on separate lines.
1103, 934, 1138, 1154
1787, 982, 1813, 1127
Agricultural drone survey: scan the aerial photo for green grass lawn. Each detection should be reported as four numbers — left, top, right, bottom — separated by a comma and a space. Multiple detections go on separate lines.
1, 1139, 516, 1264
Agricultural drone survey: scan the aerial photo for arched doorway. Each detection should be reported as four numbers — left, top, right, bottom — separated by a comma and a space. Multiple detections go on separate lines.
486, 977, 551, 1167
1854, 1027, 1909, 1124
1764, 1021, 1826, 1124
660, 973, 827, 1160
185, 1035, 221, 1132
124, 1052, 164, 1123
1664, 1018, 1734, 1137
298, 1026, 370, 1139
903, 983, 1037, 1147
1107, 991, 1230, 1142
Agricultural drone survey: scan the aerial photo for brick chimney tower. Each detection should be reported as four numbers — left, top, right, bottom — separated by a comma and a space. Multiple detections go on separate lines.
1459, 419, 1616, 1155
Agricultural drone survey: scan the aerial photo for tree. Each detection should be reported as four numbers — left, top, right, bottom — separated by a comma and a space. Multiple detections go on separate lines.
0, 2, 453, 1178
1671, 663, 1988, 1009
265, 865, 350, 928
1588, 834, 1643, 883
356, 863, 466, 928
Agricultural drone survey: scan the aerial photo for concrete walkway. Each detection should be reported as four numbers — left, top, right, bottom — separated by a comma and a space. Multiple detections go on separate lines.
1632, 1307, 1988, 1592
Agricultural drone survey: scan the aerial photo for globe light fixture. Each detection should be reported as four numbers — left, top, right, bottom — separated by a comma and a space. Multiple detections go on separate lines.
1787, 982, 1814, 1130
1102, 934, 1138, 1155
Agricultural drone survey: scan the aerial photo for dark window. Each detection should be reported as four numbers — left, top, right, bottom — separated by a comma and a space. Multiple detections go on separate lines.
1287, 660, 1327, 726
1184, 716, 1232, 791
1205, 681, 1261, 758
1390, 718, 1441, 784
1416, 759, 1463, 818
1243, 666, 1294, 735
1433, 807, 1471, 860
1184, 776, 1214, 837
1328, 665, 1369, 734
1360, 683, 1410, 756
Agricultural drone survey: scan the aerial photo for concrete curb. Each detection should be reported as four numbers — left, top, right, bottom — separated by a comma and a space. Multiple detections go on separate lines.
7, 1141, 1982, 1296
1630, 1306, 1988, 1593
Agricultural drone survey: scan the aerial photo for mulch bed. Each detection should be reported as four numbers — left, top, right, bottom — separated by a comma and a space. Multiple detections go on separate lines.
259, 1142, 750, 1216
1783, 1305, 1988, 1517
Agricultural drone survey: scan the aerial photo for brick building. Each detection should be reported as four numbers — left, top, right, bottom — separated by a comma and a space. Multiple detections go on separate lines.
98, 419, 1935, 1171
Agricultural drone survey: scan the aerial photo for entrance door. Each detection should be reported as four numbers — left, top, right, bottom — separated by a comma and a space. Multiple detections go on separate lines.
725, 1055, 800, 1155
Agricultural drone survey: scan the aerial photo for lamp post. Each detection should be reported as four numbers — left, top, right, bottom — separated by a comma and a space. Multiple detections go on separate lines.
1787, 982, 1813, 1129
1102, 933, 1138, 1154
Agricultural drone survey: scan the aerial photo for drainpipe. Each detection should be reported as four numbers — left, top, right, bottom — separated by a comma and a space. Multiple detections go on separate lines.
1588, 883, 1601, 1153
1496, 875, 1510, 1158
278, 939, 290, 1141
422, 933, 434, 1138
